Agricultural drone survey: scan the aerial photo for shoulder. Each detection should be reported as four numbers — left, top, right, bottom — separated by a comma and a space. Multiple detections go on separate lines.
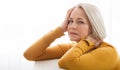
99, 41, 118, 54
96, 42, 119, 68
96, 41, 117, 53
92, 41, 118, 61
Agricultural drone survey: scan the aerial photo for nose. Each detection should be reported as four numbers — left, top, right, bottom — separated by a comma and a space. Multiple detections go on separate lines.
70, 23, 77, 29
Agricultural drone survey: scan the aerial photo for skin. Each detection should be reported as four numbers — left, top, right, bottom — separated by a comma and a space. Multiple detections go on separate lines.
61, 7, 101, 46
67, 7, 91, 42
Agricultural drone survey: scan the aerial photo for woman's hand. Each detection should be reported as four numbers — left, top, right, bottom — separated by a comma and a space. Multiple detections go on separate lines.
60, 7, 75, 32
85, 35, 102, 47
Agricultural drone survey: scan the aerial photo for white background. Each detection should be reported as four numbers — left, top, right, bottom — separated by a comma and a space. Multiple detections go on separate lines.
0, 0, 120, 70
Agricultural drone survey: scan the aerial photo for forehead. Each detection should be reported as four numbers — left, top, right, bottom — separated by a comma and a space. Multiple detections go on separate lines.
70, 7, 88, 19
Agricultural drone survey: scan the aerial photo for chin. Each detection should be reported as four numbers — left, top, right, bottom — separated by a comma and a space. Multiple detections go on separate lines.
70, 38, 80, 42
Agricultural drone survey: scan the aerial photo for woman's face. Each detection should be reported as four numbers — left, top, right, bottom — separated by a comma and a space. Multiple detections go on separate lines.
67, 7, 91, 42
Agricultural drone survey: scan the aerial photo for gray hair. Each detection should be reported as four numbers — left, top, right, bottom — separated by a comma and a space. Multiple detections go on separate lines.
76, 3, 106, 41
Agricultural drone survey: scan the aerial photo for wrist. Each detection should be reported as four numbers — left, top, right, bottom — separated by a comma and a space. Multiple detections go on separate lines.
60, 26, 66, 32
85, 38, 101, 48
83, 39, 95, 46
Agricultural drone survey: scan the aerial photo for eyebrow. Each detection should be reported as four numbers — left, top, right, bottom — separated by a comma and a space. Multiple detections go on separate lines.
69, 18, 84, 20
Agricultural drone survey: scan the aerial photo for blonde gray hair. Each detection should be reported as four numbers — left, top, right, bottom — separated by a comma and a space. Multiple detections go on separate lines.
76, 3, 106, 41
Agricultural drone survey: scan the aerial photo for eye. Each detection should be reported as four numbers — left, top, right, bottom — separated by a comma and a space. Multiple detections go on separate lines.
77, 21, 84, 24
68, 20, 73, 24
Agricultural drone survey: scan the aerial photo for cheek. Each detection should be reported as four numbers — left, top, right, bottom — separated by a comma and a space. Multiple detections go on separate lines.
78, 27, 89, 35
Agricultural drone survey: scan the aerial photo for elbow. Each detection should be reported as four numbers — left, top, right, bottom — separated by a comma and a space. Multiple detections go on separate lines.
23, 51, 36, 61
58, 58, 70, 69
58, 59, 65, 68
58, 58, 76, 70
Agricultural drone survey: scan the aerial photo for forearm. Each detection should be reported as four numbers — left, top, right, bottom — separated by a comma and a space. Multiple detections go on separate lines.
58, 39, 94, 69
24, 27, 64, 60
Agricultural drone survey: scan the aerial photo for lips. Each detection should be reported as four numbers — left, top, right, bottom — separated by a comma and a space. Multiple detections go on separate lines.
69, 32, 78, 36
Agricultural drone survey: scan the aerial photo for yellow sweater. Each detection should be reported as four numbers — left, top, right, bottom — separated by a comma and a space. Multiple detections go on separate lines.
24, 27, 120, 70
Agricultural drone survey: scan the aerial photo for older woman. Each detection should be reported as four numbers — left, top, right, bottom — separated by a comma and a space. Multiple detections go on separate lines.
23, 3, 119, 70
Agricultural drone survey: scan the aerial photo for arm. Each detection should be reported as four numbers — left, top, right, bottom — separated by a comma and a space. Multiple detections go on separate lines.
23, 27, 72, 61
58, 40, 118, 70
23, 7, 75, 61
114, 56, 120, 70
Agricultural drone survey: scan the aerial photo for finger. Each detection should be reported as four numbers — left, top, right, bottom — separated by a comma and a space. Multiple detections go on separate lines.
65, 7, 75, 20
67, 7, 75, 13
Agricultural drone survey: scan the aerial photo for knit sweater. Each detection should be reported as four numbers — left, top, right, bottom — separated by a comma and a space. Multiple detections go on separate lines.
24, 27, 119, 70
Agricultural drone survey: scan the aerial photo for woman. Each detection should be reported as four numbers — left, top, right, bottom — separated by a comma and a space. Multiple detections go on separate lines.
23, 3, 119, 70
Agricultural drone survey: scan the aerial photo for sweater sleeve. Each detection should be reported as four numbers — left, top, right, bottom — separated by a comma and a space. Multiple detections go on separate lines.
58, 40, 118, 70
23, 27, 72, 61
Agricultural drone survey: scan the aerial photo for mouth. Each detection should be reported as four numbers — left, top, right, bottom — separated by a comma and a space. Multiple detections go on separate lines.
69, 32, 78, 36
